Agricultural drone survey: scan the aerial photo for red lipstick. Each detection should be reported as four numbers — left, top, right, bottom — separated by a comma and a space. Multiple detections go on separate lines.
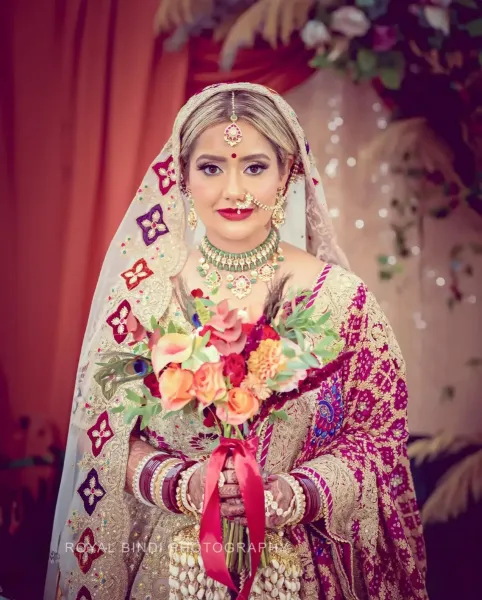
217, 208, 254, 221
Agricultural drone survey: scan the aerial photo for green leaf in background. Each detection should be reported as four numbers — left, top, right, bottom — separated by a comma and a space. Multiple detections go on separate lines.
269, 410, 289, 423
110, 404, 125, 414
287, 359, 309, 371
356, 0, 375, 6
357, 49, 377, 73
379, 67, 402, 90
126, 389, 144, 405
301, 353, 320, 368
464, 18, 482, 36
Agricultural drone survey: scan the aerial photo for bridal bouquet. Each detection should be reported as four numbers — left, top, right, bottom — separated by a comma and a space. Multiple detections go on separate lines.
98, 289, 352, 597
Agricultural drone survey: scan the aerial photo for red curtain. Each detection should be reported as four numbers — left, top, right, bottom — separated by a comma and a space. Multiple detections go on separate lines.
0, 1, 314, 457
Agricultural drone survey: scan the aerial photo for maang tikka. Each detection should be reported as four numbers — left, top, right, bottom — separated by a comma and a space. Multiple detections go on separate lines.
224, 92, 243, 147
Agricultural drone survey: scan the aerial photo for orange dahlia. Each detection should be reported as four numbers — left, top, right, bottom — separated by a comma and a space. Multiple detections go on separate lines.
247, 339, 283, 382
241, 372, 272, 401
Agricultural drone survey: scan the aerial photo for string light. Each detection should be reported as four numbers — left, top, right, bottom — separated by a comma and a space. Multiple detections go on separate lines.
413, 312, 427, 330
372, 102, 382, 112
331, 134, 340, 144
411, 246, 421, 255
377, 118, 388, 129
329, 207, 340, 218
380, 162, 389, 175
467, 295, 477, 304
378, 208, 388, 218
355, 219, 365, 229
426, 270, 436, 278
436, 277, 446, 287
347, 157, 356, 167
324, 158, 338, 178
387, 256, 397, 265
381, 184, 391, 194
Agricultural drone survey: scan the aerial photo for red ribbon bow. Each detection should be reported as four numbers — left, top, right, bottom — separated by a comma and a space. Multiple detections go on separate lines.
200, 436, 265, 599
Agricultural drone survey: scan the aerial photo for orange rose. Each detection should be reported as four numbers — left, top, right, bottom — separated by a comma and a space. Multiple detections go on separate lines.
192, 362, 227, 406
158, 366, 195, 411
216, 388, 259, 426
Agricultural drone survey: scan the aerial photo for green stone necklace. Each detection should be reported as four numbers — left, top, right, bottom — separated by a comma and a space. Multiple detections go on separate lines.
197, 229, 284, 299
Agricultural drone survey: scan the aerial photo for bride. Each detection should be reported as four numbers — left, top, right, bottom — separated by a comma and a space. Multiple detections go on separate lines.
45, 82, 428, 600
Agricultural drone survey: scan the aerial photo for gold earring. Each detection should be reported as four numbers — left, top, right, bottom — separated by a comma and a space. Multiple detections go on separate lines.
187, 191, 198, 230
272, 188, 286, 229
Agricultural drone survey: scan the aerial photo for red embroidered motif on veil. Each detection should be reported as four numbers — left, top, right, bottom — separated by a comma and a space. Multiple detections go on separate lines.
120, 258, 154, 291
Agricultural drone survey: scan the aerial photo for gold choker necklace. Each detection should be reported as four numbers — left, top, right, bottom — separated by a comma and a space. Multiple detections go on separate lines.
198, 230, 284, 299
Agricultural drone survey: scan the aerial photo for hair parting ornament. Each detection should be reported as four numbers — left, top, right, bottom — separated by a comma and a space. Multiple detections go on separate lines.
223, 91, 243, 147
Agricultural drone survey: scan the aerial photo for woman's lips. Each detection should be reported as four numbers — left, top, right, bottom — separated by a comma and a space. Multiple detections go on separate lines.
217, 208, 254, 221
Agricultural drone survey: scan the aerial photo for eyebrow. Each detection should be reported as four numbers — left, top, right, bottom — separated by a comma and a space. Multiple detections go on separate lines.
195, 153, 271, 163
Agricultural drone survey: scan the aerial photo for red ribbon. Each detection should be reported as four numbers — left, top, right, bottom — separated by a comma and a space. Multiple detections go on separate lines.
199, 436, 265, 599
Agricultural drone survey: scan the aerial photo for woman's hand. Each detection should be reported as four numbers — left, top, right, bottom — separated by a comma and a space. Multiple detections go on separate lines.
186, 460, 209, 512
218, 457, 295, 528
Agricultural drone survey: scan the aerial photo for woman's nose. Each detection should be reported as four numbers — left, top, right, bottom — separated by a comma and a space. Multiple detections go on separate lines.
223, 170, 244, 202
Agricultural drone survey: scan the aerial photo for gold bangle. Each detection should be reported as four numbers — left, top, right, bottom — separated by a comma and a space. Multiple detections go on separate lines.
153, 458, 182, 511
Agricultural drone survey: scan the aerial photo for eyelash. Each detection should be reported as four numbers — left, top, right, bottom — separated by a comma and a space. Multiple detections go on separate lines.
198, 163, 268, 176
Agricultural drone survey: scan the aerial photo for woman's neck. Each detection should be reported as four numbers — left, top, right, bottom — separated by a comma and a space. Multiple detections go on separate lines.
204, 228, 271, 254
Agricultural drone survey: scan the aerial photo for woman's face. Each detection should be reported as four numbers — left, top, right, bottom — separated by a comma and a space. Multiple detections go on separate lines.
187, 120, 291, 246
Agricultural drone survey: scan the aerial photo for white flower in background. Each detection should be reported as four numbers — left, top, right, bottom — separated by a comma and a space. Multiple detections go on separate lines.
331, 6, 371, 38
301, 20, 331, 48
424, 6, 450, 35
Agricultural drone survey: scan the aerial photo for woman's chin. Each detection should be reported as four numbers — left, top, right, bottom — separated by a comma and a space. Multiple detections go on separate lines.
210, 217, 269, 242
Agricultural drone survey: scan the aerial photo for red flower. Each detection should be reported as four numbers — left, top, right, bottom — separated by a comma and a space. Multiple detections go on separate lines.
202, 407, 217, 428
260, 325, 280, 342
242, 323, 255, 337
191, 288, 204, 298
143, 372, 161, 398
223, 354, 247, 387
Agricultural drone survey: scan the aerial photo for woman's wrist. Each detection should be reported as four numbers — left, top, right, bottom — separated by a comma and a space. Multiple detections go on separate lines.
276, 473, 306, 526
292, 472, 324, 523
132, 451, 169, 507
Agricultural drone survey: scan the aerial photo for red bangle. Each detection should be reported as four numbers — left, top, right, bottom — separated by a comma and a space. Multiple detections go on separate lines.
139, 454, 171, 504
161, 460, 197, 513
294, 474, 322, 523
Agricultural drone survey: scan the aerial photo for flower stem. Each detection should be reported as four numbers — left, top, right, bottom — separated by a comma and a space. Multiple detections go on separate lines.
237, 523, 244, 573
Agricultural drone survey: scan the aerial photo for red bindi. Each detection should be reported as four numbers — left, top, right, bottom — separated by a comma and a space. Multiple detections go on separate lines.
231, 153, 237, 158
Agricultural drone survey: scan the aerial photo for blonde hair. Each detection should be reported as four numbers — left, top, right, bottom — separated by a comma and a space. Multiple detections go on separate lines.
180, 91, 298, 177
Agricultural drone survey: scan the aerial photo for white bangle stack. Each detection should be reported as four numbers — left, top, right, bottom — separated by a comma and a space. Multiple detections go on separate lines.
277, 473, 307, 525
178, 462, 203, 515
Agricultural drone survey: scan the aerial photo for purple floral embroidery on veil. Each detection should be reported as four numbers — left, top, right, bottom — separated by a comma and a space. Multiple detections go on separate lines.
77, 468, 106, 516
136, 204, 169, 246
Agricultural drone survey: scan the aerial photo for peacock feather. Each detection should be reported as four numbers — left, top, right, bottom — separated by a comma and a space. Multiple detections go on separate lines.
94, 353, 152, 400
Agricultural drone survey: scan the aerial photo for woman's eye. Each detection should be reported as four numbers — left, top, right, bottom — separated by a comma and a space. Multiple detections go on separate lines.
202, 164, 222, 176
245, 164, 267, 175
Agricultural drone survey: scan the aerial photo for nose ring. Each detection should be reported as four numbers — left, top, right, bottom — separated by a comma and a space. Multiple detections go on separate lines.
235, 193, 254, 210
